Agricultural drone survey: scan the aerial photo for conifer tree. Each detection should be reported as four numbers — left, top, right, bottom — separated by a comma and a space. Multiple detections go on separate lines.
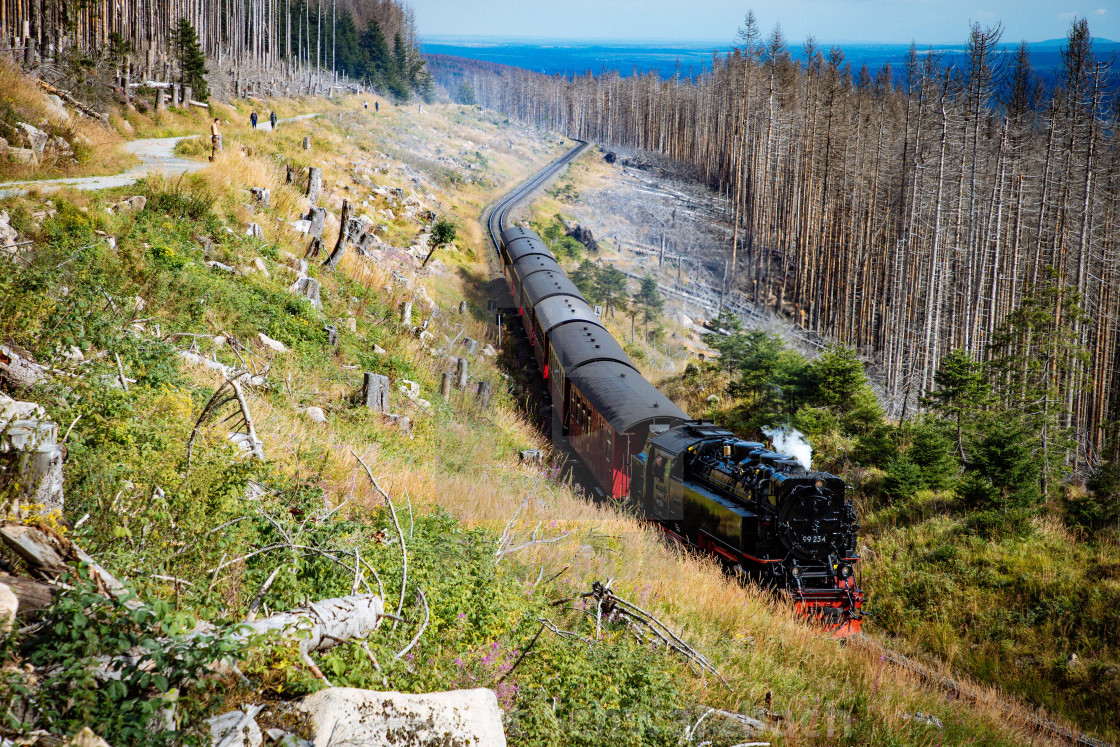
172, 18, 208, 100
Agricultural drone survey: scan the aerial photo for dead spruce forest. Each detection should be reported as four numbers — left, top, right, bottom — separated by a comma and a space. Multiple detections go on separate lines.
430, 17, 1120, 475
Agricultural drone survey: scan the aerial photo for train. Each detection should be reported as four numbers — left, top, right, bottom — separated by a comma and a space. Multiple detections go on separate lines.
498, 225, 864, 635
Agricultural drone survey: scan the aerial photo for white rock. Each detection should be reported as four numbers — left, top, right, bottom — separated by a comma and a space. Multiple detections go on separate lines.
245, 222, 264, 238
373, 344, 386, 355
0, 581, 17, 632
213, 335, 228, 348
306, 407, 327, 424
257, 333, 289, 353
298, 688, 506, 747
290, 219, 312, 234
251, 257, 270, 277
398, 379, 421, 399
482, 345, 497, 358
209, 709, 263, 747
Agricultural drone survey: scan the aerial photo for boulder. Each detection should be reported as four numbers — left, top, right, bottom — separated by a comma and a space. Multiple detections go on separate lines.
209, 707, 263, 747
44, 95, 68, 123
305, 407, 327, 424
0, 210, 19, 250
257, 333, 289, 354
298, 688, 505, 747
8, 147, 38, 166
290, 219, 312, 234
18, 123, 48, 156
251, 257, 270, 277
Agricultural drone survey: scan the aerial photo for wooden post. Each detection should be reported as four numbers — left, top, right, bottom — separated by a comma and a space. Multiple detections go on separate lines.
307, 166, 322, 204
401, 301, 413, 327
456, 357, 468, 389
322, 199, 351, 271
476, 381, 492, 410
440, 372, 452, 400
361, 373, 390, 413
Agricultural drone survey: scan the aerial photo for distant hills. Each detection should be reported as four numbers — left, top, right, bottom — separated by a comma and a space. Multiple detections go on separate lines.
421, 35, 1120, 85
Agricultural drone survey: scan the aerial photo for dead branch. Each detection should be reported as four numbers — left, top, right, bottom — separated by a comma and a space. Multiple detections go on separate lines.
393, 589, 429, 661
351, 451, 407, 627
186, 376, 264, 467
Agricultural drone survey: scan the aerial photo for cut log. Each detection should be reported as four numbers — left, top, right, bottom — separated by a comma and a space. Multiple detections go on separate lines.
0, 573, 54, 617
0, 345, 46, 391
240, 594, 385, 656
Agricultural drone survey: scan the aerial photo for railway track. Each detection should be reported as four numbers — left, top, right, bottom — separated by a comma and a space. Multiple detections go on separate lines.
485, 140, 589, 251
480, 138, 1114, 747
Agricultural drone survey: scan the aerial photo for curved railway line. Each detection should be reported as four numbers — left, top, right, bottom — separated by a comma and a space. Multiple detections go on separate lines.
479, 139, 1113, 747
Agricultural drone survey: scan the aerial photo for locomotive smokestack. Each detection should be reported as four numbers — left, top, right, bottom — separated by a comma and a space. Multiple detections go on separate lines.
762, 426, 813, 469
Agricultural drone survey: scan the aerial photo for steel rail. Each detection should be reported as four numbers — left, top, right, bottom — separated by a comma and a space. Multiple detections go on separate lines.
484, 140, 589, 255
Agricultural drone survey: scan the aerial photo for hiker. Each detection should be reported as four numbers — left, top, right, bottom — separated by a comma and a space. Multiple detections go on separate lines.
269, 110, 277, 129
250, 111, 258, 128
363, 101, 368, 110
374, 101, 379, 113
210, 118, 222, 161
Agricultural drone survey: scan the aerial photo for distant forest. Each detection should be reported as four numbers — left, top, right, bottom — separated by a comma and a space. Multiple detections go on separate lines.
430, 18, 1120, 472
0, 0, 431, 99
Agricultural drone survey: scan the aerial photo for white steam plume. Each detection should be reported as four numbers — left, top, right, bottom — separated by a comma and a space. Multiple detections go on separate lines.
762, 426, 812, 470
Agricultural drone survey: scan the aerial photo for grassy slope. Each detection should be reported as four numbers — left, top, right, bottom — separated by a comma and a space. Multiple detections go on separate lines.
522, 146, 1120, 741
0, 81, 1072, 745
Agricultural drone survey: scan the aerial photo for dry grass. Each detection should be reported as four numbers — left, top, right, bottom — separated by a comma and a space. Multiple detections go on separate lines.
0, 61, 133, 181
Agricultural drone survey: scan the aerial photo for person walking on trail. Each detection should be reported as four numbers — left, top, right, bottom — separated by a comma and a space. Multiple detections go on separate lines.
250, 111, 258, 128
374, 101, 379, 113
363, 101, 368, 110
210, 118, 222, 161
269, 110, 277, 130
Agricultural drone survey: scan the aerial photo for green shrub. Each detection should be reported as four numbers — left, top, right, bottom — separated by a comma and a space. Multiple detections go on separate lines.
3, 577, 246, 745
883, 456, 923, 502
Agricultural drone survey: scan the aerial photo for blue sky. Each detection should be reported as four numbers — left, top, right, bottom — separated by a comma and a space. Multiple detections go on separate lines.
410, 1, 1117, 45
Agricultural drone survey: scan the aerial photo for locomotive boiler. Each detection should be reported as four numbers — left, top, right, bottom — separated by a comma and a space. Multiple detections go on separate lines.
630, 422, 863, 633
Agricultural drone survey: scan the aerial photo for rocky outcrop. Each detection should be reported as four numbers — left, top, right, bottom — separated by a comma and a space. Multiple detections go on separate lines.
297, 687, 506, 747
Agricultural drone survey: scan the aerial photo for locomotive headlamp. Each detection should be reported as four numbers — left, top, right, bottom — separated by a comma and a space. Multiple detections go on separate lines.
790, 565, 802, 578
815, 480, 824, 489
839, 564, 854, 579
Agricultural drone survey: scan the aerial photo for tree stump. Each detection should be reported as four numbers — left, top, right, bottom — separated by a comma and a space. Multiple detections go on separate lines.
401, 301, 413, 328
307, 166, 322, 205
458, 300, 467, 316
250, 187, 271, 208
324, 324, 338, 346
286, 166, 295, 185
303, 136, 311, 150
288, 277, 322, 309
184, 86, 193, 105
154, 88, 165, 112
462, 338, 479, 356
322, 200, 351, 271
456, 357, 468, 389
440, 373, 452, 400
308, 207, 327, 239
361, 373, 390, 413
476, 381, 492, 410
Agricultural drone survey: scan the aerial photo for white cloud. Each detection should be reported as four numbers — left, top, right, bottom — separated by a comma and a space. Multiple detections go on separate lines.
1095, 7, 1106, 15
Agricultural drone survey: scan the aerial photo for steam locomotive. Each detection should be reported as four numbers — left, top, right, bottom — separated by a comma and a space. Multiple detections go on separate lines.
497, 225, 863, 634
